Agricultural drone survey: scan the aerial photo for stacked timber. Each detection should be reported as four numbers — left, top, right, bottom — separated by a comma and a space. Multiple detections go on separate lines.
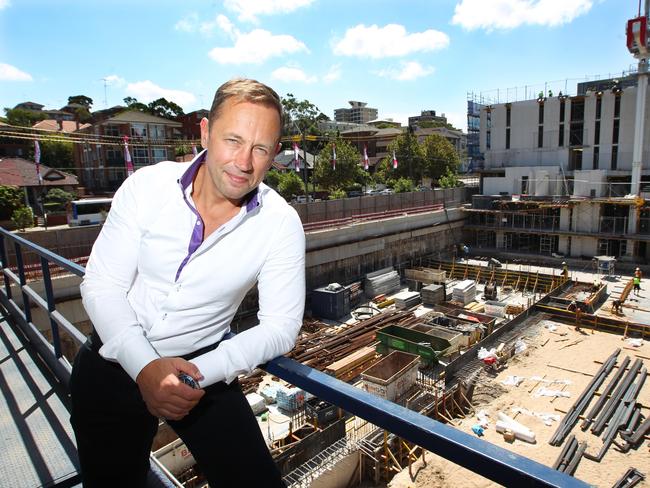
394, 291, 421, 309
347, 281, 363, 306
404, 268, 446, 284
365, 267, 400, 298
421, 284, 445, 306
325, 346, 377, 379
452, 280, 476, 305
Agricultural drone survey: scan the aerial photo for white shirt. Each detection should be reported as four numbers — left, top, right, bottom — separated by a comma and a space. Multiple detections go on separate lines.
80, 153, 306, 386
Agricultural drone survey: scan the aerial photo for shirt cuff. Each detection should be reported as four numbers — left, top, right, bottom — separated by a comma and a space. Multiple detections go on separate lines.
110, 334, 160, 382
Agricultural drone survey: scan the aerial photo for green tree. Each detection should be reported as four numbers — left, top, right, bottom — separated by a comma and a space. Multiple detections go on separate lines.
0, 185, 24, 220
44, 188, 76, 211
123, 97, 149, 112
67, 95, 93, 109
438, 167, 461, 188
264, 169, 281, 189
422, 134, 460, 182
313, 140, 365, 191
28, 136, 75, 173
11, 206, 34, 231
148, 98, 185, 119
392, 177, 415, 193
3, 108, 47, 127
328, 189, 346, 200
277, 171, 305, 199
374, 132, 425, 185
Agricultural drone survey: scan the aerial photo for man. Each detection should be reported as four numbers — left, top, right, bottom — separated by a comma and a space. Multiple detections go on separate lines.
70, 78, 305, 487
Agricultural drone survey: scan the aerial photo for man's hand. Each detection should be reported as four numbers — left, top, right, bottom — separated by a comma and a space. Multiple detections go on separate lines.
136, 357, 205, 420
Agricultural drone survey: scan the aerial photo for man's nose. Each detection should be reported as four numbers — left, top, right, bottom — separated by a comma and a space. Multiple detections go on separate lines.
234, 148, 254, 171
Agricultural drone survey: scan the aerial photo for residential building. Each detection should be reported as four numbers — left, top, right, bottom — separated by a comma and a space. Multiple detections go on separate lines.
12, 102, 75, 122
414, 127, 467, 163
408, 110, 448, 129
467, 99, 484, 172
465, 76, 650, 262
176, 109, 209, 140
317, 120, 372, 133
334, 101, 378, 125
340, 127, 404, 171
73, 110, 182, 193
0, 157, 78, 214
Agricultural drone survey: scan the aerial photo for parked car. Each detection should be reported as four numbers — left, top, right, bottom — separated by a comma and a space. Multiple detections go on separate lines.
364, 189, 382, 196
347, 190, 363, 198
381, 188, 394, 195
293, 195, 314, 203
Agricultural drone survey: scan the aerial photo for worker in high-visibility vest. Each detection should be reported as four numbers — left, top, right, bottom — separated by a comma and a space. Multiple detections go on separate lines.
561, 262, 569, 279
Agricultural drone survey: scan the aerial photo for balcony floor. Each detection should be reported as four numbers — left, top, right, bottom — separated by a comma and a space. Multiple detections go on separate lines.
0, 312, 80, 487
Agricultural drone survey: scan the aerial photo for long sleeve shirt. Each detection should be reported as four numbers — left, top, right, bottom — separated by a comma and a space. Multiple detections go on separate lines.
80, 152, 306, 386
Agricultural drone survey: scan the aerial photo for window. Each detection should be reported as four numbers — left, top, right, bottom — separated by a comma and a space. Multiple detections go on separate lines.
594, 121, 600, 145
506, 128, 510, 149
595, 97, 602, 119
593, 146, 599, 169
105, 147, 122, 165
538, 126, 543, 148
104, 125, 120, 137
538, 103, 544, 124
611, 146, 618, 170
149, 124, 166, 139
521, 176, 529, 194
486, 130, 491, 150
614, 95, 621, 118
131, 123, 147, 138
152, 147, 167, 162
560, 100, 565, 123
132, 147, 149, 165
559, 124, 564, 147
506, 106, 511, 127
612, 119, 620, 144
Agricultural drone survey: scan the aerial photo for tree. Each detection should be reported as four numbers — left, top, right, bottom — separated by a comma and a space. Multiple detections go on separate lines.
123, 97, 149, 113
148, 98, 184, 119
438, 167, 461, 188
277, 171, 304, 200
374, 132, 425, 185
313, 139, 366, 191
67, 95, 93, 109
281, 93, 324, 134
28, 136, 75, 173
11, 206, 34, 231
3, 108, 46, 127
422, 134, 460, 182
0, 185, 24, 220
328, 189, 346, 200
264, 169, 281, 190
392, 177, 415, 193
44, 188, 76, 212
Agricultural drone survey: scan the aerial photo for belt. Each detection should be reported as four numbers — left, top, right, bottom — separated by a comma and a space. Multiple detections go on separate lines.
88, 329, 225, 361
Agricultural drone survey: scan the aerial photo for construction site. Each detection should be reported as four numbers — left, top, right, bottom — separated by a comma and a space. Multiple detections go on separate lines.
141, 256, 649, 488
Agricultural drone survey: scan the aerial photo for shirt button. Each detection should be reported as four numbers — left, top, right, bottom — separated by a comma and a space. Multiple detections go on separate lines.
196, 221, 202, 226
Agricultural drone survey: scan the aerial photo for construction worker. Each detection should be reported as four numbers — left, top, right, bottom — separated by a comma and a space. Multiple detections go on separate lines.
633, 275, 641, 296
612, 299, 623, 314
561, 262, 569, 279
635, 267, 642, 280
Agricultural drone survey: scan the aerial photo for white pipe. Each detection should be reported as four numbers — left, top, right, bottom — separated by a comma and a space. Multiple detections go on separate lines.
631, 62, 647, 196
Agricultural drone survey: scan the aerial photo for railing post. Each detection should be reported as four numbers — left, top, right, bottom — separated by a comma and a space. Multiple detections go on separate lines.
40, 256, 62, 358
0, 234, 12, 299
14, 242, 32, 323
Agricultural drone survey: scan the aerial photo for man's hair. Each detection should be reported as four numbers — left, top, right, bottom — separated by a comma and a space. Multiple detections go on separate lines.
209, 78, 284, 130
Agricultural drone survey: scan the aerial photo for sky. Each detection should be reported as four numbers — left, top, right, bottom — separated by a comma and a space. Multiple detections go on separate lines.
0, 0, 637, 131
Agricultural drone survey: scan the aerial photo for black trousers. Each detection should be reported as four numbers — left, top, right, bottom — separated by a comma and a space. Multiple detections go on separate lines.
70, 340, 284, 487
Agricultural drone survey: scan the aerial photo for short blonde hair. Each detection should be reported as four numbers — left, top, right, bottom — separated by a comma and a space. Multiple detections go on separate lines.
209, 78, 284, 130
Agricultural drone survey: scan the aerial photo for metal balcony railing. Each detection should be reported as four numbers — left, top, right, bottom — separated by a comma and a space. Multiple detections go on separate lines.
0, 228, 589, 488
599, 216, 628, 235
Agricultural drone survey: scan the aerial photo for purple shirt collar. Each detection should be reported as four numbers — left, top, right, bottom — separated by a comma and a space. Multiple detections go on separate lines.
174, 150, 260, 281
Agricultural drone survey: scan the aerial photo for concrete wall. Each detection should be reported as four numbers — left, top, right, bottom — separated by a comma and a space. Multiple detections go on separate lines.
572, 201, 599, 233
310, 452, 359, 488
482, 166, 562, 196
573, 170, 608, 197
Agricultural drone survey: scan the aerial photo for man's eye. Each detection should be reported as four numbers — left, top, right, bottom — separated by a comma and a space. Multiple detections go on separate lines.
254, 147, 268, 156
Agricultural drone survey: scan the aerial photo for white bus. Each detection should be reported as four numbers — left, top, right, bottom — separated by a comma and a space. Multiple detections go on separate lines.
67, 198, 112, 226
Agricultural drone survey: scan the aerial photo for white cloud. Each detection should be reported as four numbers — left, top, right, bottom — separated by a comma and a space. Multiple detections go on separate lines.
126, 80, 196, 106
224, 0, 314, 22
209, 29, 308, 64
104, 74, 126, 87
323, 64, 341, 83
216, 14, 236, 37
451, 0, 593, 30
333, 24, 449, 59
444, 111, 467, 131
271, 66, 317, 83
175, 12, 199, 32
0, 63, 32, 81
0, 0, 10, 9
375, 61, 434, 81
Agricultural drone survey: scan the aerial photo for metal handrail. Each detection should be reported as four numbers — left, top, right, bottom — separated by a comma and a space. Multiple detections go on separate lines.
0, 227, 589, 488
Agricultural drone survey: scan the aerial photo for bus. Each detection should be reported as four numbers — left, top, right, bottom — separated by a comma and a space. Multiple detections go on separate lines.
67, 198, 112, 226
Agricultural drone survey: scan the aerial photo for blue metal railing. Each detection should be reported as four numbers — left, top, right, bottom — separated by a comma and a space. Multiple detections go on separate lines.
0, 227, 590, 488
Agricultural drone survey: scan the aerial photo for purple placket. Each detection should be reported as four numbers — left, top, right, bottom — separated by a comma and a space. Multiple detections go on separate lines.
174, 152, 260, 281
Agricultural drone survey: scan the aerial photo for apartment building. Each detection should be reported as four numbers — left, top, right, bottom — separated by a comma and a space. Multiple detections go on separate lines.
465, 77, 650, 262
73, 109, 182, 192
334, 101, 378, 125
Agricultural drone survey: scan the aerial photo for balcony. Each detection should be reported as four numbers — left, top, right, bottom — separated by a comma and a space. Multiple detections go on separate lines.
0, 228, 588, 487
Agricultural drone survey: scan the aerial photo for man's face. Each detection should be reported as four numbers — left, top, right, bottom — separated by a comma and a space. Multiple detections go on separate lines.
200, 99, 281, 204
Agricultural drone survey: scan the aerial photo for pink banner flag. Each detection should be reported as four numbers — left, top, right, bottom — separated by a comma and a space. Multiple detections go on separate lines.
123, 136, 134, 176
34, 140, 43, 184
192, 145, 198, 156
293, 142, 300, 172
331, 143, 337, 170
363, 143, 369, 171
392, 150, 398, 169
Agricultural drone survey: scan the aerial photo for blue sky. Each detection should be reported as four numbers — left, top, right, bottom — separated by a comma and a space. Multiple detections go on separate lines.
0, 0, 635, 130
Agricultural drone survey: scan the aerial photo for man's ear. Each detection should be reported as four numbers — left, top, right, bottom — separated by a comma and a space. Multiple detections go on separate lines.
275, 142, 282, 155
200, 117, 209, 149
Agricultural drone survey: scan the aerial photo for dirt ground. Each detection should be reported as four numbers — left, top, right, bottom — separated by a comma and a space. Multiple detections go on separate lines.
388, 320, 650, 488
